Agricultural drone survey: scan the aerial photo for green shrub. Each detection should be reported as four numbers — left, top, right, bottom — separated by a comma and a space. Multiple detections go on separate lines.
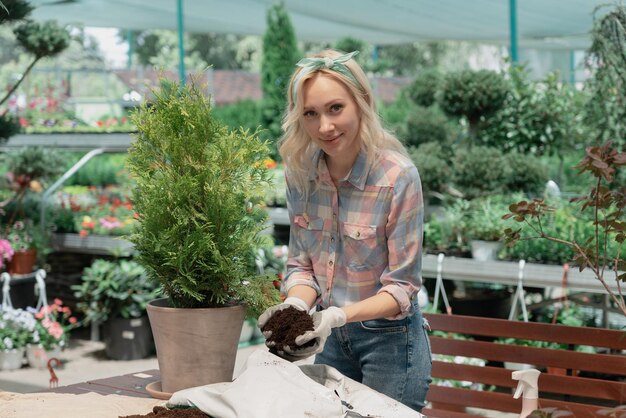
465, 195, 517, 242
379, 92, 415, 134
501, 199, 622, 264
438, 69, 510, 135
212, 100, 263, 134
403, 106, 451, 148
406, 68, 442, 107
72, 258, 162, 325
503, 151, 549, 195
451, 145, 509, 199
424, 198, 470, 254
0, 113, 21, 144
6, 146, 65, 186
409, 142, 452, 196
64, 153, 128, 187
478, 66, 586, 156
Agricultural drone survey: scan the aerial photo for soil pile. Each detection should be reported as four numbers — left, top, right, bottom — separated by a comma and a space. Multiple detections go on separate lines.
261, 306, 315, 354
120, 406, 209, 417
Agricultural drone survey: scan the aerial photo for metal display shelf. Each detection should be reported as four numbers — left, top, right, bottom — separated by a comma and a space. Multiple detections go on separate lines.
421, 253, 619, 294
0, 133, 134, 152
51, 232, 618, 296
52, 233, 134, 255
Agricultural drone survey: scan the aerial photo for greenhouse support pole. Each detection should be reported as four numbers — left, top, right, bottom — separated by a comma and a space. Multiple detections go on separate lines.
177, 0, 186, 85
569, 50, 576, 85
509, 0, 518, 64
127, 30, 133, 69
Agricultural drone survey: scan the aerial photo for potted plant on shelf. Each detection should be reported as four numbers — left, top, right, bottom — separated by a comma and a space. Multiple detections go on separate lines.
465, 195, 513, 262
126, 79, 280, 395
1, 219, 47, 275
1, 146, 65, 274
72, 258, 161, 360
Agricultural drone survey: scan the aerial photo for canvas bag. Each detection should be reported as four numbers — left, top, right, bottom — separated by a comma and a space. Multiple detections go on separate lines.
168, 350, 423, 418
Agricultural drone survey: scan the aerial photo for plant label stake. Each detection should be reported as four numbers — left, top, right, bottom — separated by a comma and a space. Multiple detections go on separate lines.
34, 269, 49, 314
432, 253, 452, 315
1, 272, 14, 310
509, 260, 529, 322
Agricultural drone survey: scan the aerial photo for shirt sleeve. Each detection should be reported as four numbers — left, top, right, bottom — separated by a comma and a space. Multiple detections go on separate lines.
377, 164, 423, 319
281, 175, 322, 299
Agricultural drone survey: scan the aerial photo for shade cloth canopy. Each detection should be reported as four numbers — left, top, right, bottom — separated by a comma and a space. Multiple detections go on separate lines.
28, 0, 610, 50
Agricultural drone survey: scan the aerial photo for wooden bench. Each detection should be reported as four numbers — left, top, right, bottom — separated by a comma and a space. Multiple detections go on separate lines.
423, 313, 626, 418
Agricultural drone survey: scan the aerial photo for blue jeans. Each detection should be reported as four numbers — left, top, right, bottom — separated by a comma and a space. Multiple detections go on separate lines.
314, 306, 432, 412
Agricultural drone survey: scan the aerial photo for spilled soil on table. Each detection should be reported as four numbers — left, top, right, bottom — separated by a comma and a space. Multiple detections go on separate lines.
121, 406, 209, 417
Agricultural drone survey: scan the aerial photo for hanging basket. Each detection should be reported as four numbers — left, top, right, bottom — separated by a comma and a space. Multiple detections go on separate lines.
7, 249, 37, 275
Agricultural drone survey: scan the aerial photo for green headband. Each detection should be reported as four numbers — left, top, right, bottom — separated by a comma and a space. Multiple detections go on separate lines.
291, 51, 360, 104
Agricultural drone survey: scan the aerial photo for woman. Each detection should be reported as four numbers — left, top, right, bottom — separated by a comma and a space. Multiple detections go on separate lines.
258, 49, 432, 412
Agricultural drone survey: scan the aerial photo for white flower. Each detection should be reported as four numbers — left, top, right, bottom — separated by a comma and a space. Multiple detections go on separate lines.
3, 337, 13, 350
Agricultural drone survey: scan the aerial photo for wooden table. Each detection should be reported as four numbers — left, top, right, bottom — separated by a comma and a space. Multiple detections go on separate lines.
43, 369, 160, 398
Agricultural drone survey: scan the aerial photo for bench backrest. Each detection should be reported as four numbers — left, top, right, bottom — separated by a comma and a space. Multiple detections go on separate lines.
423, 313, 626, 418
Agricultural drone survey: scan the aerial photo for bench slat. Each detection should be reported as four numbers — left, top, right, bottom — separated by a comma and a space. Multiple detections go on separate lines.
430, 336, 626, 375
425, 313, 626, 349
427, 386, 621, 417
421, 406, 485, 418
433, 362, 626, 401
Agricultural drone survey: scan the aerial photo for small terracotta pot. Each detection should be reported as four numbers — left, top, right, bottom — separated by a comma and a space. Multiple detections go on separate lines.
7, 249, 37, 275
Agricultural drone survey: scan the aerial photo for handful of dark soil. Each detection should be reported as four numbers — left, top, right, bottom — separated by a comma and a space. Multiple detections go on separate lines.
261, 306, 316, 354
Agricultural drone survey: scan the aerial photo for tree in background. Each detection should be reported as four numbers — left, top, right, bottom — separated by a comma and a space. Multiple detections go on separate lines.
261, 2, 299, 159
334, 37, 447, 77
584, 3, 626, 151
0, 0, 71, 142
122, 30, 246, 71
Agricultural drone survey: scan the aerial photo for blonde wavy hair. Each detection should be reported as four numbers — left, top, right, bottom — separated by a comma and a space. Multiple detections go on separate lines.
278, 49, 407, 198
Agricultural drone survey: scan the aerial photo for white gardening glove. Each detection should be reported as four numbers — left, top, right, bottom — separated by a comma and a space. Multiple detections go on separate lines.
257, 296, 310, 336
284, 306, 347, 360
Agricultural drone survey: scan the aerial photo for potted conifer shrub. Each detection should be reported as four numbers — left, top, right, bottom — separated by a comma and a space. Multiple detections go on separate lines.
126, 79, 280, 395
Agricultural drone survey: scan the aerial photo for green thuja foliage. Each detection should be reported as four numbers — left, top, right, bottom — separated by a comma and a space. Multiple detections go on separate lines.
127, 79, 281, 315
261, 2, 299, 159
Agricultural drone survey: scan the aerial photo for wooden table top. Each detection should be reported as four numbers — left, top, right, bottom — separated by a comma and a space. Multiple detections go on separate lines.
42, 369, 161, 398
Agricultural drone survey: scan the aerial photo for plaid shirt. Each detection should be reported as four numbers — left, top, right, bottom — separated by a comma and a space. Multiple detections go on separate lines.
283, 149, 423, 319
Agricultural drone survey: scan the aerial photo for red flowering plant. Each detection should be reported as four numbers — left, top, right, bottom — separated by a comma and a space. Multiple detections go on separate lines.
27, 298, 78, 350
51, 186, 137, 237
75, 191, 136, 237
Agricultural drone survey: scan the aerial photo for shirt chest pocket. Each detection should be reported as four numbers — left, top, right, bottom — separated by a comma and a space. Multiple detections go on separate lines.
342, 222, 384, 271
294, 215, 324, 252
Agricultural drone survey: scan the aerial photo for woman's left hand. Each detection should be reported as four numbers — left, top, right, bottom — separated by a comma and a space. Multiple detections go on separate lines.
285, 307, 347, 359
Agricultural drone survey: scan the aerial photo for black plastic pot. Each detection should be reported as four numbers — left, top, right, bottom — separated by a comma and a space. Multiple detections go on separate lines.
103, 315, 154, 360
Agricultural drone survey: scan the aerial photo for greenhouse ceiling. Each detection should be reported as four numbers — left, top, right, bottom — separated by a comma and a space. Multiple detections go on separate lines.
28, 0, 611, 50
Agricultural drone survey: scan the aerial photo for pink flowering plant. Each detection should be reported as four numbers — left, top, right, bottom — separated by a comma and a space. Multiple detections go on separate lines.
2, 218, 47, 249
0, 308, 37, 351
27, 298, 77, 350
0, 239, 14, 270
